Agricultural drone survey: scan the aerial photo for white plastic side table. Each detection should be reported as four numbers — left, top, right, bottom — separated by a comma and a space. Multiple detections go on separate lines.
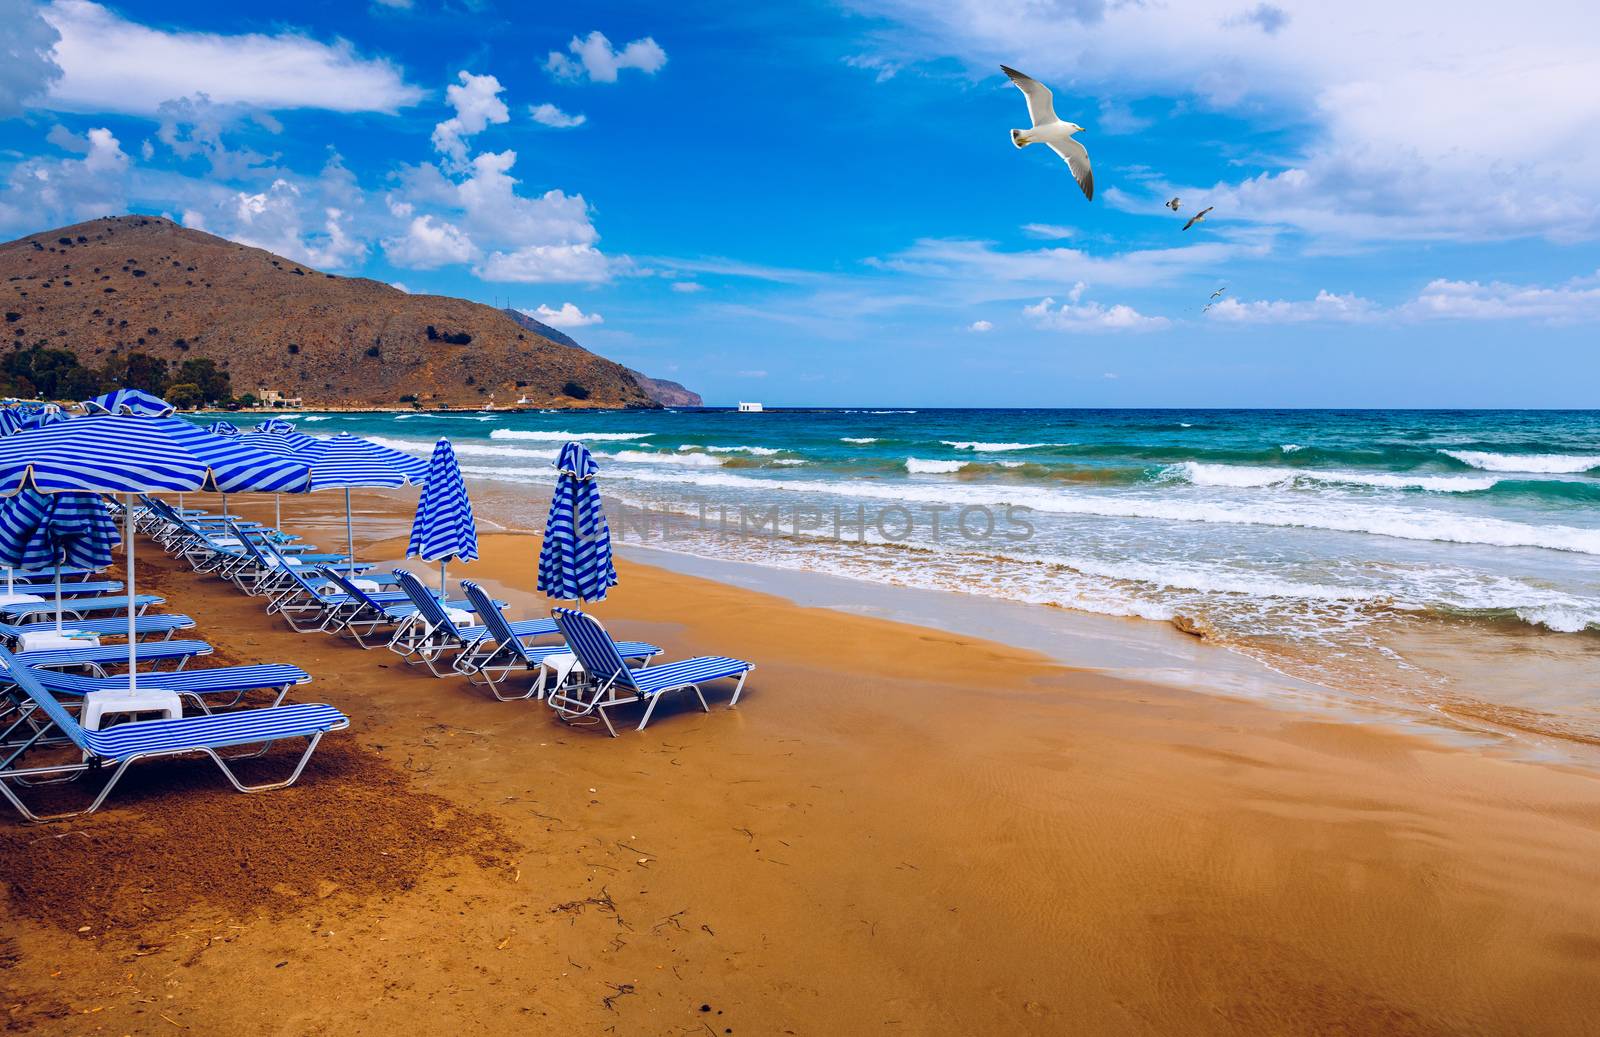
81, 688, 183, 731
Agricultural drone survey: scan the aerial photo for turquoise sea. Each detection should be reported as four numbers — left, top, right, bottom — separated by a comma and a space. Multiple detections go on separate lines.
205, 407, 1600, 742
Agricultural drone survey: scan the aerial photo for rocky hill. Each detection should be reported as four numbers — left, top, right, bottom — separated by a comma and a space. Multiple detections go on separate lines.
0, 215, 658, 409
502, 306, 702, 407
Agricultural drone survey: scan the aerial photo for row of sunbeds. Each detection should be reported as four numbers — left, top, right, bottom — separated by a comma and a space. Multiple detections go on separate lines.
0, 495, 755, 824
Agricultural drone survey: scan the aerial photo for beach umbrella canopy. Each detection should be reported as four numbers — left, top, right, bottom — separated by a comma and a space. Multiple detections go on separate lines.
0, 489, 120, 633
206, 421, 241, 436
299, 433, 429, 561
0, 410, 25, 437
255, 417, 300, 434
0, 417, 312, 690
17, 408, 68, 433
407, 439, 478, 594
83, 388, 176, 417
537, 442, 616, 606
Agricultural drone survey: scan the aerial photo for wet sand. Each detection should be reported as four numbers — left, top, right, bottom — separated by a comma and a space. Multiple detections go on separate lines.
4, 494, 1600, 1034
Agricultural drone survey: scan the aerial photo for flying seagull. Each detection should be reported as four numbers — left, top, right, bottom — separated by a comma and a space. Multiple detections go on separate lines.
1210, 287, 1228, 299
1166, 197, 1182, 211
1000, 65, 1093, 201
1182, 206, 1214, 231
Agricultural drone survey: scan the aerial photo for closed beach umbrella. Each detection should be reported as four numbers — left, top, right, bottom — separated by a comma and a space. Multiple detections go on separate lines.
82, 388, 176, 417
407, 439, 478, 595
0, 415, 311, 690
537, 442, 616, 607
0, 490, 119, 633
299, 433, 429, 562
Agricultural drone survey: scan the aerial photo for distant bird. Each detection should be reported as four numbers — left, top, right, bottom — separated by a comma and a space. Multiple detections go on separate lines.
1210, 287, 1228, 299
1166, 197, 1182, 211
1000, 65, 1093, 201
1202, 303, 1214, 313
1182, 206, 1214, 231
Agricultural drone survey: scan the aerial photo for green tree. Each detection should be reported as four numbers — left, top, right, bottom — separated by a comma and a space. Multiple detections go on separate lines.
100, 351, 170, 394
165, 382, 204, 410
174, 358, 231, 404
2, 347, 99, 399
236, 392, 258, 409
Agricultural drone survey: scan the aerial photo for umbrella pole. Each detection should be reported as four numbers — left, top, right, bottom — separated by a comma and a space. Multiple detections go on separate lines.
125, 494, 137, 694
54, 563, 62, 635
345, 487, 354, 565
275, 493, 282, 532
440, 560, 447, 598
5, 567, 11, 595
221, 492, 229, 520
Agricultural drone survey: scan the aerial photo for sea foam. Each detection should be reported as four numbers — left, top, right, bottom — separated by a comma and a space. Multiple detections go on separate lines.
1442, 450, 1600, 474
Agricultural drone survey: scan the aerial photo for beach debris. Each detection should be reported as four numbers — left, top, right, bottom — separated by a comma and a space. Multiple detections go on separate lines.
1182, 206, 1214, 231
602, 982, 636, 1012
1170, 613, 1216, 639
1001, 66, 1094, 201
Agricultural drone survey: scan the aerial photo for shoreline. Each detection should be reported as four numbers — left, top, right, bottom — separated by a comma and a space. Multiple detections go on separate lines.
4, 491, 1600, 1032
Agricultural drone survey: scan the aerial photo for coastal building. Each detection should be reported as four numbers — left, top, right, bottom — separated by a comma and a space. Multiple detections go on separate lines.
738, 401, 764, 412
257, 389, 303, 409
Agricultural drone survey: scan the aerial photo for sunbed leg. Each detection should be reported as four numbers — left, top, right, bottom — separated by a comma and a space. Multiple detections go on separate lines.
205, 732, 324, 793
729, 672, 748, 707
637, 693, 663, 732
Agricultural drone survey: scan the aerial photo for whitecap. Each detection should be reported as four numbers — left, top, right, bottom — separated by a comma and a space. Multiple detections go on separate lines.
1442, 450, 1600, 474
905, 458, 967, 474
491, 429, 650, 442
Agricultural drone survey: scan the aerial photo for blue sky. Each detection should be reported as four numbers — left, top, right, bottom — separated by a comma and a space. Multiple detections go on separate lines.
2, 0, 1598, 407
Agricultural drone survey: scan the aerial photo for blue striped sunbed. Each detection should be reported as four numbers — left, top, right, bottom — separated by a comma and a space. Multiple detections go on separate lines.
14, 639, 212, 674
453, 581, 657, 701
318, 568, 473, 650
2, 581, 126, 597
0, 614, 196, 646
25, 662, 311, 712
0, 595, 162, 621
386, 571, 558, 679
0, 646, 346, 824
549, 608, 753, 736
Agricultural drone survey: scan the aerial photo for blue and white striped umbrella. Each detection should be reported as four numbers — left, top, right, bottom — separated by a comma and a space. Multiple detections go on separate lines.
0, 409, 25, 437
407, 439, 478, 594
207, 421, 242, 437
255, 417, 299, 434
537, 442, 616, 605
0, 489, 120, 632
241, 427, 318, 453
0, 416, 312, 495
17, 407, 68, 433
299, 433, 428, 561
83, 388, 176, 417
0, 417, 309, 688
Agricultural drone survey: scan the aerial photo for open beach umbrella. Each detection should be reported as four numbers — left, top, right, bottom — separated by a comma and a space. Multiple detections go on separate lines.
0, 415, 311, 691
0, 490, 119, 633
0, 410, 25, 437
407, 439, 478, 595
83, 388, 176, 417
238, 430, 309, 529
299, 433, 429, 562
255, 417, 301, 435
206, 421, 241, 437
537, 442, 616, 607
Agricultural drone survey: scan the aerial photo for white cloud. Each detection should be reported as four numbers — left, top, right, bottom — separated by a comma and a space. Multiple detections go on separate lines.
155, 93, 276, 178
670, 281, 704, 293
875, 237, 1248, 300
546, 31, 667, 83
373, 0, 412, 7
524, 302, 604, 328
1023, 296, 1170, 333
0, 124, 127, 233
1405, 272, 1600, 324
0, 0, 61, 117
967, 319, 993, 332
1206, 272, 1600, 326
475, 244, 610, 283
1020, 222, 1076, 239
390, 281, 410, 293
382, 214, 478, 269
41, 0, 422, 115
169, 157, 368, 271
530, 102, 586, 128
1206, 289, 1378, 324
432, 71, 510, 168
844, 0, 1600, 241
